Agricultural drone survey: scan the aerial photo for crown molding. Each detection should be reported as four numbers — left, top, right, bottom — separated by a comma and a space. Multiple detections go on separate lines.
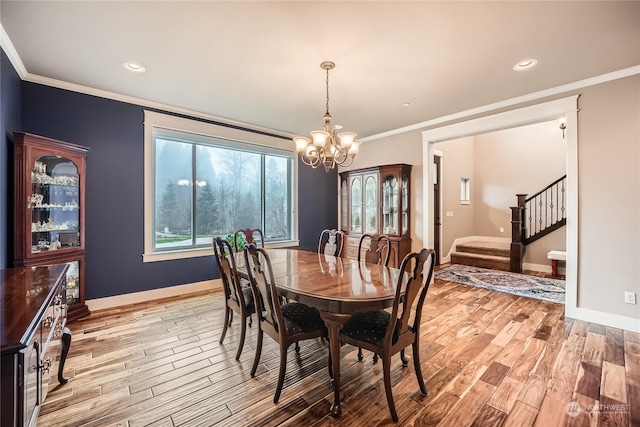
364, 65, 640, 142
0, 24, 27, 77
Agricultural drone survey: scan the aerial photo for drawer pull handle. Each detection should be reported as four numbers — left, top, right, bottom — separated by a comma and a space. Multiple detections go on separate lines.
54, 323, 64, 338
40, 357, 52, 375
42, 316, 53, 328
53, 294, 63, 305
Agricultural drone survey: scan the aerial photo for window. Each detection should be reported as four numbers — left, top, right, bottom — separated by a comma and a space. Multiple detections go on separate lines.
144, 111, 296, 262
460, 177, 471, 204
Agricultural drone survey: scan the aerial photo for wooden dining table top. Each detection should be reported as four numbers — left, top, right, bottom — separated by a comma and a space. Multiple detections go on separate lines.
233, 248, 407, 313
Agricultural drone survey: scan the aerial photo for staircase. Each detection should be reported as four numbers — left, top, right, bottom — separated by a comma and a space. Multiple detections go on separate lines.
510, 175, 567, 273
450, 241, 510, 271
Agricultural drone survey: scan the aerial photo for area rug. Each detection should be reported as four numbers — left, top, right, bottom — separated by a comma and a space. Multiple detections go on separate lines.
434, 264, 565, 304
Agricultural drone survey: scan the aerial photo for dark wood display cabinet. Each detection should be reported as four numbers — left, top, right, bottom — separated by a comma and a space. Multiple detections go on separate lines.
13, 132, 90, 322
339, 163, 412, 268
1, 264, 72, 427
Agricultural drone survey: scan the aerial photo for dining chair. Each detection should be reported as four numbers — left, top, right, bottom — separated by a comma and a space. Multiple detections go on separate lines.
340, 248, 436, 422
318, 228, 345, 257
213, 237, 255, 361
234, 228, 265, 252
243, 243, 328, 403
356, 233, 392, 362
358, 233, 392, 266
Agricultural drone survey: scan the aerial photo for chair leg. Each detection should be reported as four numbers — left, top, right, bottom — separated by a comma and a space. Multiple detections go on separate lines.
382, 355, 398, 422
274, 344, 288, 403
250, 329, 263, 377
294, 342, 300, 353
219, 306, 231, 344
328, 346, 333, 379
400, 349, 408, 367
412, 342, 427, 395
235, 316, 248, 361
357, 347, 363, 361
373, 353, 379, 364
228, 310, 234, 326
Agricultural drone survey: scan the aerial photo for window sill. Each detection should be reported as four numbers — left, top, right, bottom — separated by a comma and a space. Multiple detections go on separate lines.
142, 240, 300, 263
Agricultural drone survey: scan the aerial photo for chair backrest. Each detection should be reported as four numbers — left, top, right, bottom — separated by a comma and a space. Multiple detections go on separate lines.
234, 228, 265, 252
213, 237, 247, 308
385, 248, 436, 347
357, 233, 391, 266
318, 228, 345, 257
243, 243, 284, 339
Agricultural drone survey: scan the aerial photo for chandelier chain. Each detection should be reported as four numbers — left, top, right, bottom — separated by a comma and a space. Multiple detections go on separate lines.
325, 67, 330, 116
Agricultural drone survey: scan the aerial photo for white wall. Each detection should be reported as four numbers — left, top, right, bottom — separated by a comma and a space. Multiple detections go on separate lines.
432, 136, 475, 257
576, 76, 640, 320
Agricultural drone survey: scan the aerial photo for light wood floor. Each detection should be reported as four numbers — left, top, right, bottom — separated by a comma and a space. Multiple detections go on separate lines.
40, 274, 638, 426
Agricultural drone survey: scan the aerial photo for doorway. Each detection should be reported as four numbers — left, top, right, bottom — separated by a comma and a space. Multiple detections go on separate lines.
421, 95, 578, 314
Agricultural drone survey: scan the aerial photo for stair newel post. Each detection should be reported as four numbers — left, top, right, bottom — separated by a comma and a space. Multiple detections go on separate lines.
510, 194, 527, 273
516, 193, 527, 242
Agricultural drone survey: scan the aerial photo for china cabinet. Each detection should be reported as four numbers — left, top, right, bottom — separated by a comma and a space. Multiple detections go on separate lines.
1, 264, 71, 427
339, 164, 412, 268
13, 132, 90, 321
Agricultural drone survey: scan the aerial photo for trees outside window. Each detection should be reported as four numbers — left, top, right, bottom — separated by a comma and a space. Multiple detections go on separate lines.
153, 134, 293, 251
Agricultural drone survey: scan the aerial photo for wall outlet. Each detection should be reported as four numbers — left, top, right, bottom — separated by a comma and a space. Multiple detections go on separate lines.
624, 292, 636, 304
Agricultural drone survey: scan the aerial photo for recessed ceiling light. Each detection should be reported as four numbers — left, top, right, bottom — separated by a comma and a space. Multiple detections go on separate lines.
513, 59, 538, 71
402, 103, 411, 107
122, 61, 146, 73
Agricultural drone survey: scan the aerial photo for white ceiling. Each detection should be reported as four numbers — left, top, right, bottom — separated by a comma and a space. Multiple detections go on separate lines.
1, 1, 639, 140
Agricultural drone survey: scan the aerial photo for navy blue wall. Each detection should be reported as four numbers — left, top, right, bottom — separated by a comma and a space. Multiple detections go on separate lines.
1, 50, 22, 269
1, 59, 337, 299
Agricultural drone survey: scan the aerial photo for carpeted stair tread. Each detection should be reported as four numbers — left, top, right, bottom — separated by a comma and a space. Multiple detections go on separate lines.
451, 251, 510, 271
455, 241, 510, 257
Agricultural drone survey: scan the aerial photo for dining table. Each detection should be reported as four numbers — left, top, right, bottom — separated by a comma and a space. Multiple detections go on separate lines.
233, 247, 407, 418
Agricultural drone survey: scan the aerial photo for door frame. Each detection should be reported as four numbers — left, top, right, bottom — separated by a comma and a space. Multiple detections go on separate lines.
421, 95, 579, 316
433, 151, 442, 265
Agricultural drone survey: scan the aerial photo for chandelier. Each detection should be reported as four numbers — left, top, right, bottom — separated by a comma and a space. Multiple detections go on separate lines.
294, 61, 360, 172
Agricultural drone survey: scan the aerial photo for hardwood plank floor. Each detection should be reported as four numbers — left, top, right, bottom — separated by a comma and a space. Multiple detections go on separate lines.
39, 275, 638, 426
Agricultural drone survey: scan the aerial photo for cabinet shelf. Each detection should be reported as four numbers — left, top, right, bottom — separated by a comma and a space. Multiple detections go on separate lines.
32, 228, 79, 233
31, 206, 80, 210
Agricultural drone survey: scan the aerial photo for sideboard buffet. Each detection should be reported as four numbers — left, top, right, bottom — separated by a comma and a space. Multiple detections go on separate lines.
1, 264, 72, 427
339, 163, 412, 268
13, 132, 90, 322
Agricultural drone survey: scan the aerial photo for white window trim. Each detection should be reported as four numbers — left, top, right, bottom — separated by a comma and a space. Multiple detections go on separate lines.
143, 110, 299, 262
460, 177, 471, 205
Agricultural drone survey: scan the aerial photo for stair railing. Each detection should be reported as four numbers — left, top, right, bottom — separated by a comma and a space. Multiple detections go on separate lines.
510, 175, 567, 272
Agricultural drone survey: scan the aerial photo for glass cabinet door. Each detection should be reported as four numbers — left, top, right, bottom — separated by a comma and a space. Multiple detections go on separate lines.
30, 156, 81, 254
65, 260, 81, 307
382, 174, 398, 235
402, 174, 409, 235
340, 178, 348, 231
364, 174, 378, 234
350, 175, 362, 233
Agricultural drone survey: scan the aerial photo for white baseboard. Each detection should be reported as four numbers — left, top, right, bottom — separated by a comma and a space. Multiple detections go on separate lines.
565, 306, 640, 333
86, 279, 223, 312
